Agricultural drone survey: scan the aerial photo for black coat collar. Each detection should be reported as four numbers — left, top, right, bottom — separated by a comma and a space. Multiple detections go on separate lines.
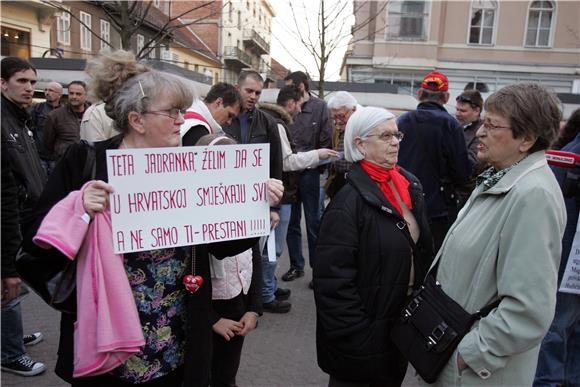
1, 94, 29, 124
347, 163, 421, 220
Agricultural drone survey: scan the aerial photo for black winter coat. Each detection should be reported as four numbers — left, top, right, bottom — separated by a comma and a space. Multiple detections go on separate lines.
313, 163, 434, 384
22, 136, 257, 386
222, 108, 283, 182
1, 95, 46, 228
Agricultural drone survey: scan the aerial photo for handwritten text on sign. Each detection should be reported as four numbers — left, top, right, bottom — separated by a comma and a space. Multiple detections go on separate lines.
107, 144, 270, 254
559, 218, 580, 295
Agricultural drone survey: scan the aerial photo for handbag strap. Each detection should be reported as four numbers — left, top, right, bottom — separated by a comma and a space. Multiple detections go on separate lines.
428, 256, 501, 320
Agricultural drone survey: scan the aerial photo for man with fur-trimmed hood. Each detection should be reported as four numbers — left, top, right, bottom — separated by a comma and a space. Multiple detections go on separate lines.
259, 86, 337, 313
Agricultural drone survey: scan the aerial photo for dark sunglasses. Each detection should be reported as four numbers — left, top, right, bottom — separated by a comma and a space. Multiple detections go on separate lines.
456, 95, 481, 108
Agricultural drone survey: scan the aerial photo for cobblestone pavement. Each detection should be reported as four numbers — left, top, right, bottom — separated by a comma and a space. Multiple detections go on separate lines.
2, 245, 419, 387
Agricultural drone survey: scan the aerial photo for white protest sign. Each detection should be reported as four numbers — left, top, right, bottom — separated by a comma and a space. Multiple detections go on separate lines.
107, 144, 270, 254
559, 214, 580, 295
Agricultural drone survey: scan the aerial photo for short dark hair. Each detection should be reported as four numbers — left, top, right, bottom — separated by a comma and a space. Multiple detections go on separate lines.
284, 71, 309, 91
277, 85, 302, 106
456, 90, 483, 110
237, 70, 263, 85
204, 82, 242, 108
418, 88, 448, 103
67, 80, 87, 90
485, 83, 561, 153
1, 57, 37, 81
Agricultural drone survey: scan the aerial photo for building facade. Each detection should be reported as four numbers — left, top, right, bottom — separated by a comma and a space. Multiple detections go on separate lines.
1, 1, 57, 58
343, 0, 580, 97
177, 0, 277, 84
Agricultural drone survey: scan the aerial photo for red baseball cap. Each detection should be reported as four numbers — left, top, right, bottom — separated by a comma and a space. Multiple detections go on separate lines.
421, 71, 449, 92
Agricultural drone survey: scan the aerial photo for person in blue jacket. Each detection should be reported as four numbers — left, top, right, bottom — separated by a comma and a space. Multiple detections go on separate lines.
535, 113, 580, 387
397, 71, 473, 251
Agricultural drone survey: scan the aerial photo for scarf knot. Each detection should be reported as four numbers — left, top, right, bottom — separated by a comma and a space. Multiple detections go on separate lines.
359, 160, 412, 216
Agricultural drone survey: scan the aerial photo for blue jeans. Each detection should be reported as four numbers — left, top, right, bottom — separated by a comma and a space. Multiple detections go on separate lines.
534, 292, 580, 386
1, 298, 25, 363
262, 205, 291, 303
286, 170, 320, 270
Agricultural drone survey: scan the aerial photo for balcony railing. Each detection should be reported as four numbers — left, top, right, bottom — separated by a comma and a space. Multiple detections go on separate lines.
223, 46, 252, 68
242, 29, 270, 55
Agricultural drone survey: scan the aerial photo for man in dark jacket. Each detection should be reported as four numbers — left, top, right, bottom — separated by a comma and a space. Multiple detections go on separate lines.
30, 81, 62, 174
455, 89, 486, 202
282, 71, 332, 284
223, 71, 283, 182
222, 70, 283, 230
1, 56, 46, 377
44, 80, 88, 165
397, 71, 472, 251
535, 133, 580, 387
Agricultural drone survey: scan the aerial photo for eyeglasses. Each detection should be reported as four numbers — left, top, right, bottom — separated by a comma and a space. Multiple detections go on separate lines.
144, 107, 187, 120
366, 131, 404, 142
481, 118, 510, 132
456, 95, 473, 104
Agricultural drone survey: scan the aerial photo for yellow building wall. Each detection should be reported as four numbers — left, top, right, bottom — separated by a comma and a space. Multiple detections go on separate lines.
173, 47, 221, 84
1, 2, 54, 58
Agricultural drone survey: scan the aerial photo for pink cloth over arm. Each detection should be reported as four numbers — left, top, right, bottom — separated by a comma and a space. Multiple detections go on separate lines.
32, 182, 144, 377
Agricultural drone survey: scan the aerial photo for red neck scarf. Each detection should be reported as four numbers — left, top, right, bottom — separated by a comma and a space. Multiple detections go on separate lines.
360, 160, 413, 216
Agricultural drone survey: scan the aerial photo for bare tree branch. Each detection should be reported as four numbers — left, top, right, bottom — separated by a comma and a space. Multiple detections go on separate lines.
279, 0, 389, 96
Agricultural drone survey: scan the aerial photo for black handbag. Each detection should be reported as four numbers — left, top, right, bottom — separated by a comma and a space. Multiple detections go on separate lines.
15, 143, 95, 314
390, 265, 500, 384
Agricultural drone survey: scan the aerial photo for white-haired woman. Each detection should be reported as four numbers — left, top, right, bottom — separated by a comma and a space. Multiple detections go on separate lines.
313, 107, 434, 386
325, 91, 358, 198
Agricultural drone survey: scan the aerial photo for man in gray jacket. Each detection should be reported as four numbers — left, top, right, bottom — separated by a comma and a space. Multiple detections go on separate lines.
281, 71, 332, 286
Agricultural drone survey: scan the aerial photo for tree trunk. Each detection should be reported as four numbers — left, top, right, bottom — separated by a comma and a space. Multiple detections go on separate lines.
318, 0, 326, 98
119, 1, 132, 50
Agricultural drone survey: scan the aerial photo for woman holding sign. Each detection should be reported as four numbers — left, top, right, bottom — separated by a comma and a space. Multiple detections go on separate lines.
22, 51, 282, 387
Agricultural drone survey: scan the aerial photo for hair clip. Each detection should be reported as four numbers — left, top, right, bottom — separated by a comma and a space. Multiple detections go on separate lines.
138, 80, 146, 99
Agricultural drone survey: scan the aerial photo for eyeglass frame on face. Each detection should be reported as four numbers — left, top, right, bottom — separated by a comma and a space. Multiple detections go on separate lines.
481, 117, 511, 132
143, 107, 187, 120
365, 131, 404, 142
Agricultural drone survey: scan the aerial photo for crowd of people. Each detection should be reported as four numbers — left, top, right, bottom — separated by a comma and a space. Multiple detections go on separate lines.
1, 50, 579, 387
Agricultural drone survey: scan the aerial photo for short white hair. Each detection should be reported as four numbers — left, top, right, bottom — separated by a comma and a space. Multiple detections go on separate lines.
327, 91, 357, 110
344, 106, 395, 163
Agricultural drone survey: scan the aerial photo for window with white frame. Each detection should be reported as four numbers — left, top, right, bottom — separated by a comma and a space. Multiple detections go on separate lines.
57, 11, 71, 45
100, 19, 110, 50
161, 44, 171, 60
468, 0, 497, 45
80, 12, 92, 50
154, 0, 160, 7
525, 0, 554, 47
137, 34, 145, 54
386, 1, 429, 41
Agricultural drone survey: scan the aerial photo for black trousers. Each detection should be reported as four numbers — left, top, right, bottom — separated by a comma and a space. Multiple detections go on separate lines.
210, 293, 248, 387
71, 366, 183, 386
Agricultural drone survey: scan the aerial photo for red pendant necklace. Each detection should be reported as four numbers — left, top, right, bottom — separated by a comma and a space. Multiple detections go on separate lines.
183, 246, 203, 293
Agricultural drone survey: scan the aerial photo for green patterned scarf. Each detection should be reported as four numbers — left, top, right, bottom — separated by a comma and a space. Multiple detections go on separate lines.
476, 155, 528, 192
